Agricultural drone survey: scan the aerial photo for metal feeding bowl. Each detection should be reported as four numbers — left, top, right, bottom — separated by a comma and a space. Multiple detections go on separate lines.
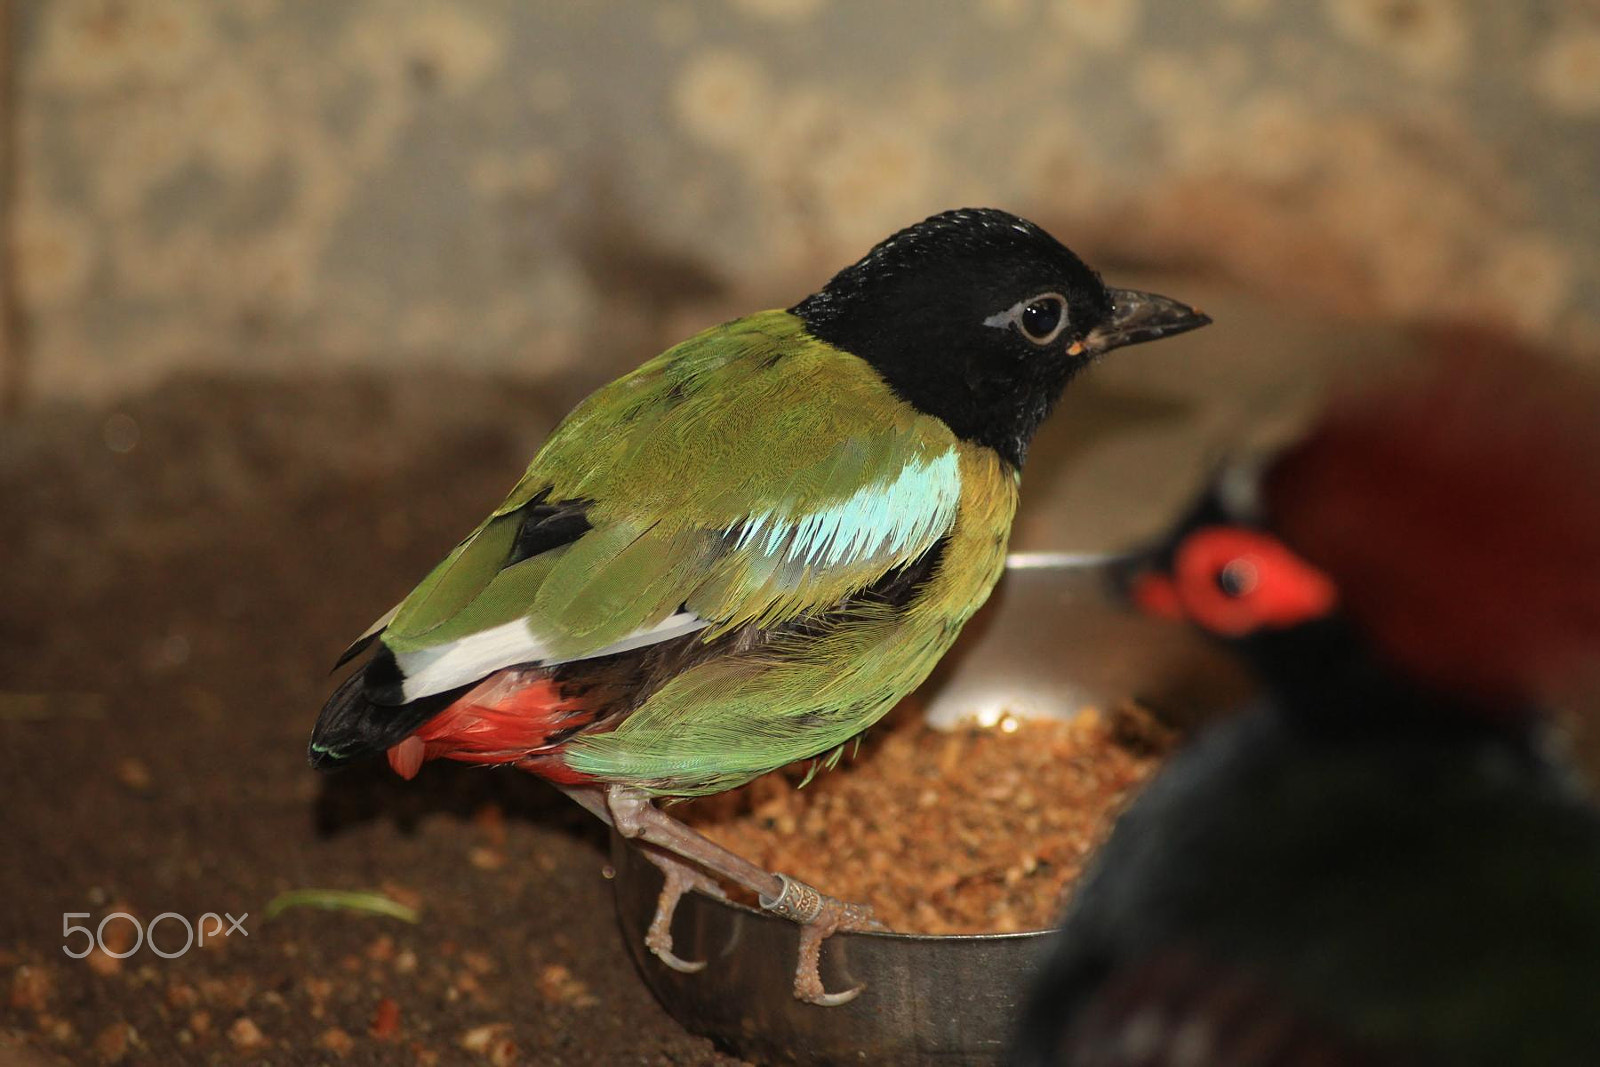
611, 553, 1252, 1066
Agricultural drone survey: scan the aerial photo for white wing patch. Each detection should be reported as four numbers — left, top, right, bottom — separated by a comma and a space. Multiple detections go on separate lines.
396, 610, 708, 702
731, 449, 961, 569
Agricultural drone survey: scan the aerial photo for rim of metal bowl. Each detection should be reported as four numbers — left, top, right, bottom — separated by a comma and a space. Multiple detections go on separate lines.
1001, 549, 1123, 569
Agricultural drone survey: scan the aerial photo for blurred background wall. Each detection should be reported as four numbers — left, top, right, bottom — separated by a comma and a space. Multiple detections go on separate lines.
3, 0, 1599, 409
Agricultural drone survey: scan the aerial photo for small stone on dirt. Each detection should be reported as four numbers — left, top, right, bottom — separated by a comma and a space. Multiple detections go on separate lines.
366, 935, 395, 963
317, 1026, 355, 1056
86, 950, 121, 977
10, 965, 53, 1011
472, 803, 507, 846
93, 1021, 136, 1063
535, 964, 597, 1008
116, 758, 152, 791
228, 1016, 264, 1049
460, 1023, 518, 1063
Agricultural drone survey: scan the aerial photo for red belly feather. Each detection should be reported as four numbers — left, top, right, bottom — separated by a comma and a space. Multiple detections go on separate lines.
385, 668, 598, 782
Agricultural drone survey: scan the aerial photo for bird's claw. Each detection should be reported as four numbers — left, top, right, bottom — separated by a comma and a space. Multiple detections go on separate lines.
761, 873, 880, 1006
647, 939, 708, 974
803, 979, 864, 1008
641, 849, 726, 975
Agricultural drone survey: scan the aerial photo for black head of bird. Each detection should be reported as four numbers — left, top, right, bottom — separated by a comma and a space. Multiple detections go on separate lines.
794, 207, 1210, 468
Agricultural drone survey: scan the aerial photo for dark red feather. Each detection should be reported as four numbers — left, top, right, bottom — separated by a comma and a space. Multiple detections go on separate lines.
1265, 327, 1600, 704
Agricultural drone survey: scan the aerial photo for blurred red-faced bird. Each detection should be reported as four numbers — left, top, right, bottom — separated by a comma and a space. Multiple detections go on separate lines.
1012, 337, 1600, 1064
309, 207, 1209, 1004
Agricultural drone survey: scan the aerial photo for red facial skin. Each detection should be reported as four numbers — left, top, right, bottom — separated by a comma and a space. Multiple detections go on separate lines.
1132, 527, 1339, 637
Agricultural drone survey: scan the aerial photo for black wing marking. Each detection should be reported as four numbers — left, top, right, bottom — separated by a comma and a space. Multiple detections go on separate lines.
505, 491, 593, 569
331, 630, 383, 671
325, 491, 592, 673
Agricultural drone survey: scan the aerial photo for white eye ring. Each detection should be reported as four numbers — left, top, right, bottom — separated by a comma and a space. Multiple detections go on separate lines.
983, 292, 1071, 346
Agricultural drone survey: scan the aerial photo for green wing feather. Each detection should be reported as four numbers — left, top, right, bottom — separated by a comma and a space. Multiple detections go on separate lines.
380, 310, 964, 665
365, 309, 1018, 794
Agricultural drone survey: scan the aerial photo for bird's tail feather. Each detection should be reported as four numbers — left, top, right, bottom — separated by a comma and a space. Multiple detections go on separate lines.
307, 668, 463, 769
309, 663, 594, 781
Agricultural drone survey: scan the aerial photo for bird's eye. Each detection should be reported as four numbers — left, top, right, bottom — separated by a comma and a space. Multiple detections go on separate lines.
1215, 558, 1258, 598
1018, 294, 1068, 345
982, 292, 1072, 345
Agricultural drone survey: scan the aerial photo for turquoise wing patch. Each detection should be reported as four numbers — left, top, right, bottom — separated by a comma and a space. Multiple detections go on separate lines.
731, 449, 961, 569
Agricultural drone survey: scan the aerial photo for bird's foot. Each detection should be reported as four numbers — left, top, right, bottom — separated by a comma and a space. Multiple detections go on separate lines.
640, 849, 727, 974
760, 872, 885, 1006
595, 785, 881, 1003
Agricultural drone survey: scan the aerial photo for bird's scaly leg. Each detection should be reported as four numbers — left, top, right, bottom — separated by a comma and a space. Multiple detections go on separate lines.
568, 783, 882, 1006
561, 785, 725, 973
638, 847, 727, 973
762, 873, 882, 1007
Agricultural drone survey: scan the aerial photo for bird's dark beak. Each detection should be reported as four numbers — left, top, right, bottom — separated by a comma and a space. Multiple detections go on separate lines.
1107, 548, 1186, 622
1079, 288, 1211, 356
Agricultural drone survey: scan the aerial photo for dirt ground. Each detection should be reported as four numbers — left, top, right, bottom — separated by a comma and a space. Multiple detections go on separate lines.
0, 373, 749, 1066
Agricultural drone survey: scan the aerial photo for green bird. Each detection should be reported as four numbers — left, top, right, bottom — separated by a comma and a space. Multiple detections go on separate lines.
309, 207, 1209, 1004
